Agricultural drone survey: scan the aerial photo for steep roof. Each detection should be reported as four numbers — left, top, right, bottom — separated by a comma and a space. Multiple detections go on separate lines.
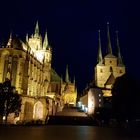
6, 36, 24, 50
104, 54, 117, 58
51, 69, 61, 82
105, 73, 115, 86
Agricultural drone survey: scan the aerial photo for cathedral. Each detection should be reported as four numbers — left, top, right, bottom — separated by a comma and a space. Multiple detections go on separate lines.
0, 22, 77, 124
61, 65, 77, 107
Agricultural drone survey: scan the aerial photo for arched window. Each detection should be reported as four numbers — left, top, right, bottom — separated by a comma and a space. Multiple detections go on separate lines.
11, 55, 18, 86
3, 54, 9, 81
33, 101, 43, 120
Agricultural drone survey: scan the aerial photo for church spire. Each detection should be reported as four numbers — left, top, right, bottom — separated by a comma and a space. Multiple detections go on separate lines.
73, 76, 76, 85
73, 76, 77, 92
26, 33, 28, 42
97, 30, 103, 64
43, 30, 49, 50
65, 65, 70, 83
34, 21, 39, 37
7, 33, 12, 48
107, 22, 112, 54
116, 31, 123, 66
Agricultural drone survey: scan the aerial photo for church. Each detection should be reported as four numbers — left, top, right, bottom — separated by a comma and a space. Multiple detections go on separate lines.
80, 23, 125, 114
95, 23, 125, 97
0, 22, 77, 124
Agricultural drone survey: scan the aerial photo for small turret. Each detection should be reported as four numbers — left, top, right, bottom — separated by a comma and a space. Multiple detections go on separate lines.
43, 31, 48, 50
65, 65, 70, 83
7, 33, 12, 48
26, 33, 28, 42
34, 21, 39, 37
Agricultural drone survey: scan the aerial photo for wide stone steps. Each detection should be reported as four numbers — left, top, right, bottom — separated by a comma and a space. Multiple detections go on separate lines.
47, 107, 95, 125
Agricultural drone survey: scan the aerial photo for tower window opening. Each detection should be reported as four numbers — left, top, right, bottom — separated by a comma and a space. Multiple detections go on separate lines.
100, 69, 103, 73
110, 66, 113, 72
120, 70, 123, 73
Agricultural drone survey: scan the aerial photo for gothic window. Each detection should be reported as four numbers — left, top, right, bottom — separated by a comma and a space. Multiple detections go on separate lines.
11, 56, 18, 86
110, 60, 112, 63
3, 55, 9, 81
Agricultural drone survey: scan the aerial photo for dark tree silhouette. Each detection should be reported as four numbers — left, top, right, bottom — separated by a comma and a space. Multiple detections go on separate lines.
0, 80, 22, 123
112, 74, 140, 121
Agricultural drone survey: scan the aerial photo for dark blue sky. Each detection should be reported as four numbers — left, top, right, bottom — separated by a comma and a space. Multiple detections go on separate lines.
0, 0, 140, 93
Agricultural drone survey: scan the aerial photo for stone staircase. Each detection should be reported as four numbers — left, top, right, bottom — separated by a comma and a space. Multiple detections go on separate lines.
47, 106, 95, 125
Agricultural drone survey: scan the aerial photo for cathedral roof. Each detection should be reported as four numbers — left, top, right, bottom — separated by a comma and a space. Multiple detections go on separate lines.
7, 37, 24, 50
12, 38, 24, 50
118, 63, 125, 67
105, 73, 115, 86
104, 54, 117, 58
51, 69, 61, 82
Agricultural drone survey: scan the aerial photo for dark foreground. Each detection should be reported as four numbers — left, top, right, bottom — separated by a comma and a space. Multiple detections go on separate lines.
0, 125, 140, 140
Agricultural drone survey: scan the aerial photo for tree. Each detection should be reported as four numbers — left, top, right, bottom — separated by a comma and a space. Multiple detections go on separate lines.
112, 74, 140, 121
0, 80, 22, 124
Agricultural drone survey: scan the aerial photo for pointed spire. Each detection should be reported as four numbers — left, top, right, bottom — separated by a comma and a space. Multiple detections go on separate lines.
73, 76, 77, 92
116, 31, 123, 65
43, 30, 49, 50
73, 76, 76, 85
7, 33, 12, 48
65, 65, 70, 83
26, 33, 28, 42
97, 30, 103, 64
107, 22, 112, 54
34, 21, 39, 37
60, 75, 63, 83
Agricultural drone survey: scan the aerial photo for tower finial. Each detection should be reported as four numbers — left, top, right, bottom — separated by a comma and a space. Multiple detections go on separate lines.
34, 21, 39, 37
107, 22, 112, 54
7, 33, 12, 48
97, 30, 103, 64
116, 31, 123, 65
43, 30, 49, 50
26, 33, 28, 42
65, 65, 70, 83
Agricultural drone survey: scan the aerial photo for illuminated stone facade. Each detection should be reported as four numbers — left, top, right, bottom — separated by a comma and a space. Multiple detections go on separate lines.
61, 66, 77, 107
0, 22, 62, 123
0, 22, 51, 96
80, 88, 103, 114
80, 25, 126, 115
95, 27, 125, 97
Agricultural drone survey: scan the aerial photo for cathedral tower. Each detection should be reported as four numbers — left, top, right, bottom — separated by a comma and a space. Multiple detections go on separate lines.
62, 65, 77, 107
0, 22, 52, 97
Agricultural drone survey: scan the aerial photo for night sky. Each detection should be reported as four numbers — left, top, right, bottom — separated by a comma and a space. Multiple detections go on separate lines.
0, 0, 140, 93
